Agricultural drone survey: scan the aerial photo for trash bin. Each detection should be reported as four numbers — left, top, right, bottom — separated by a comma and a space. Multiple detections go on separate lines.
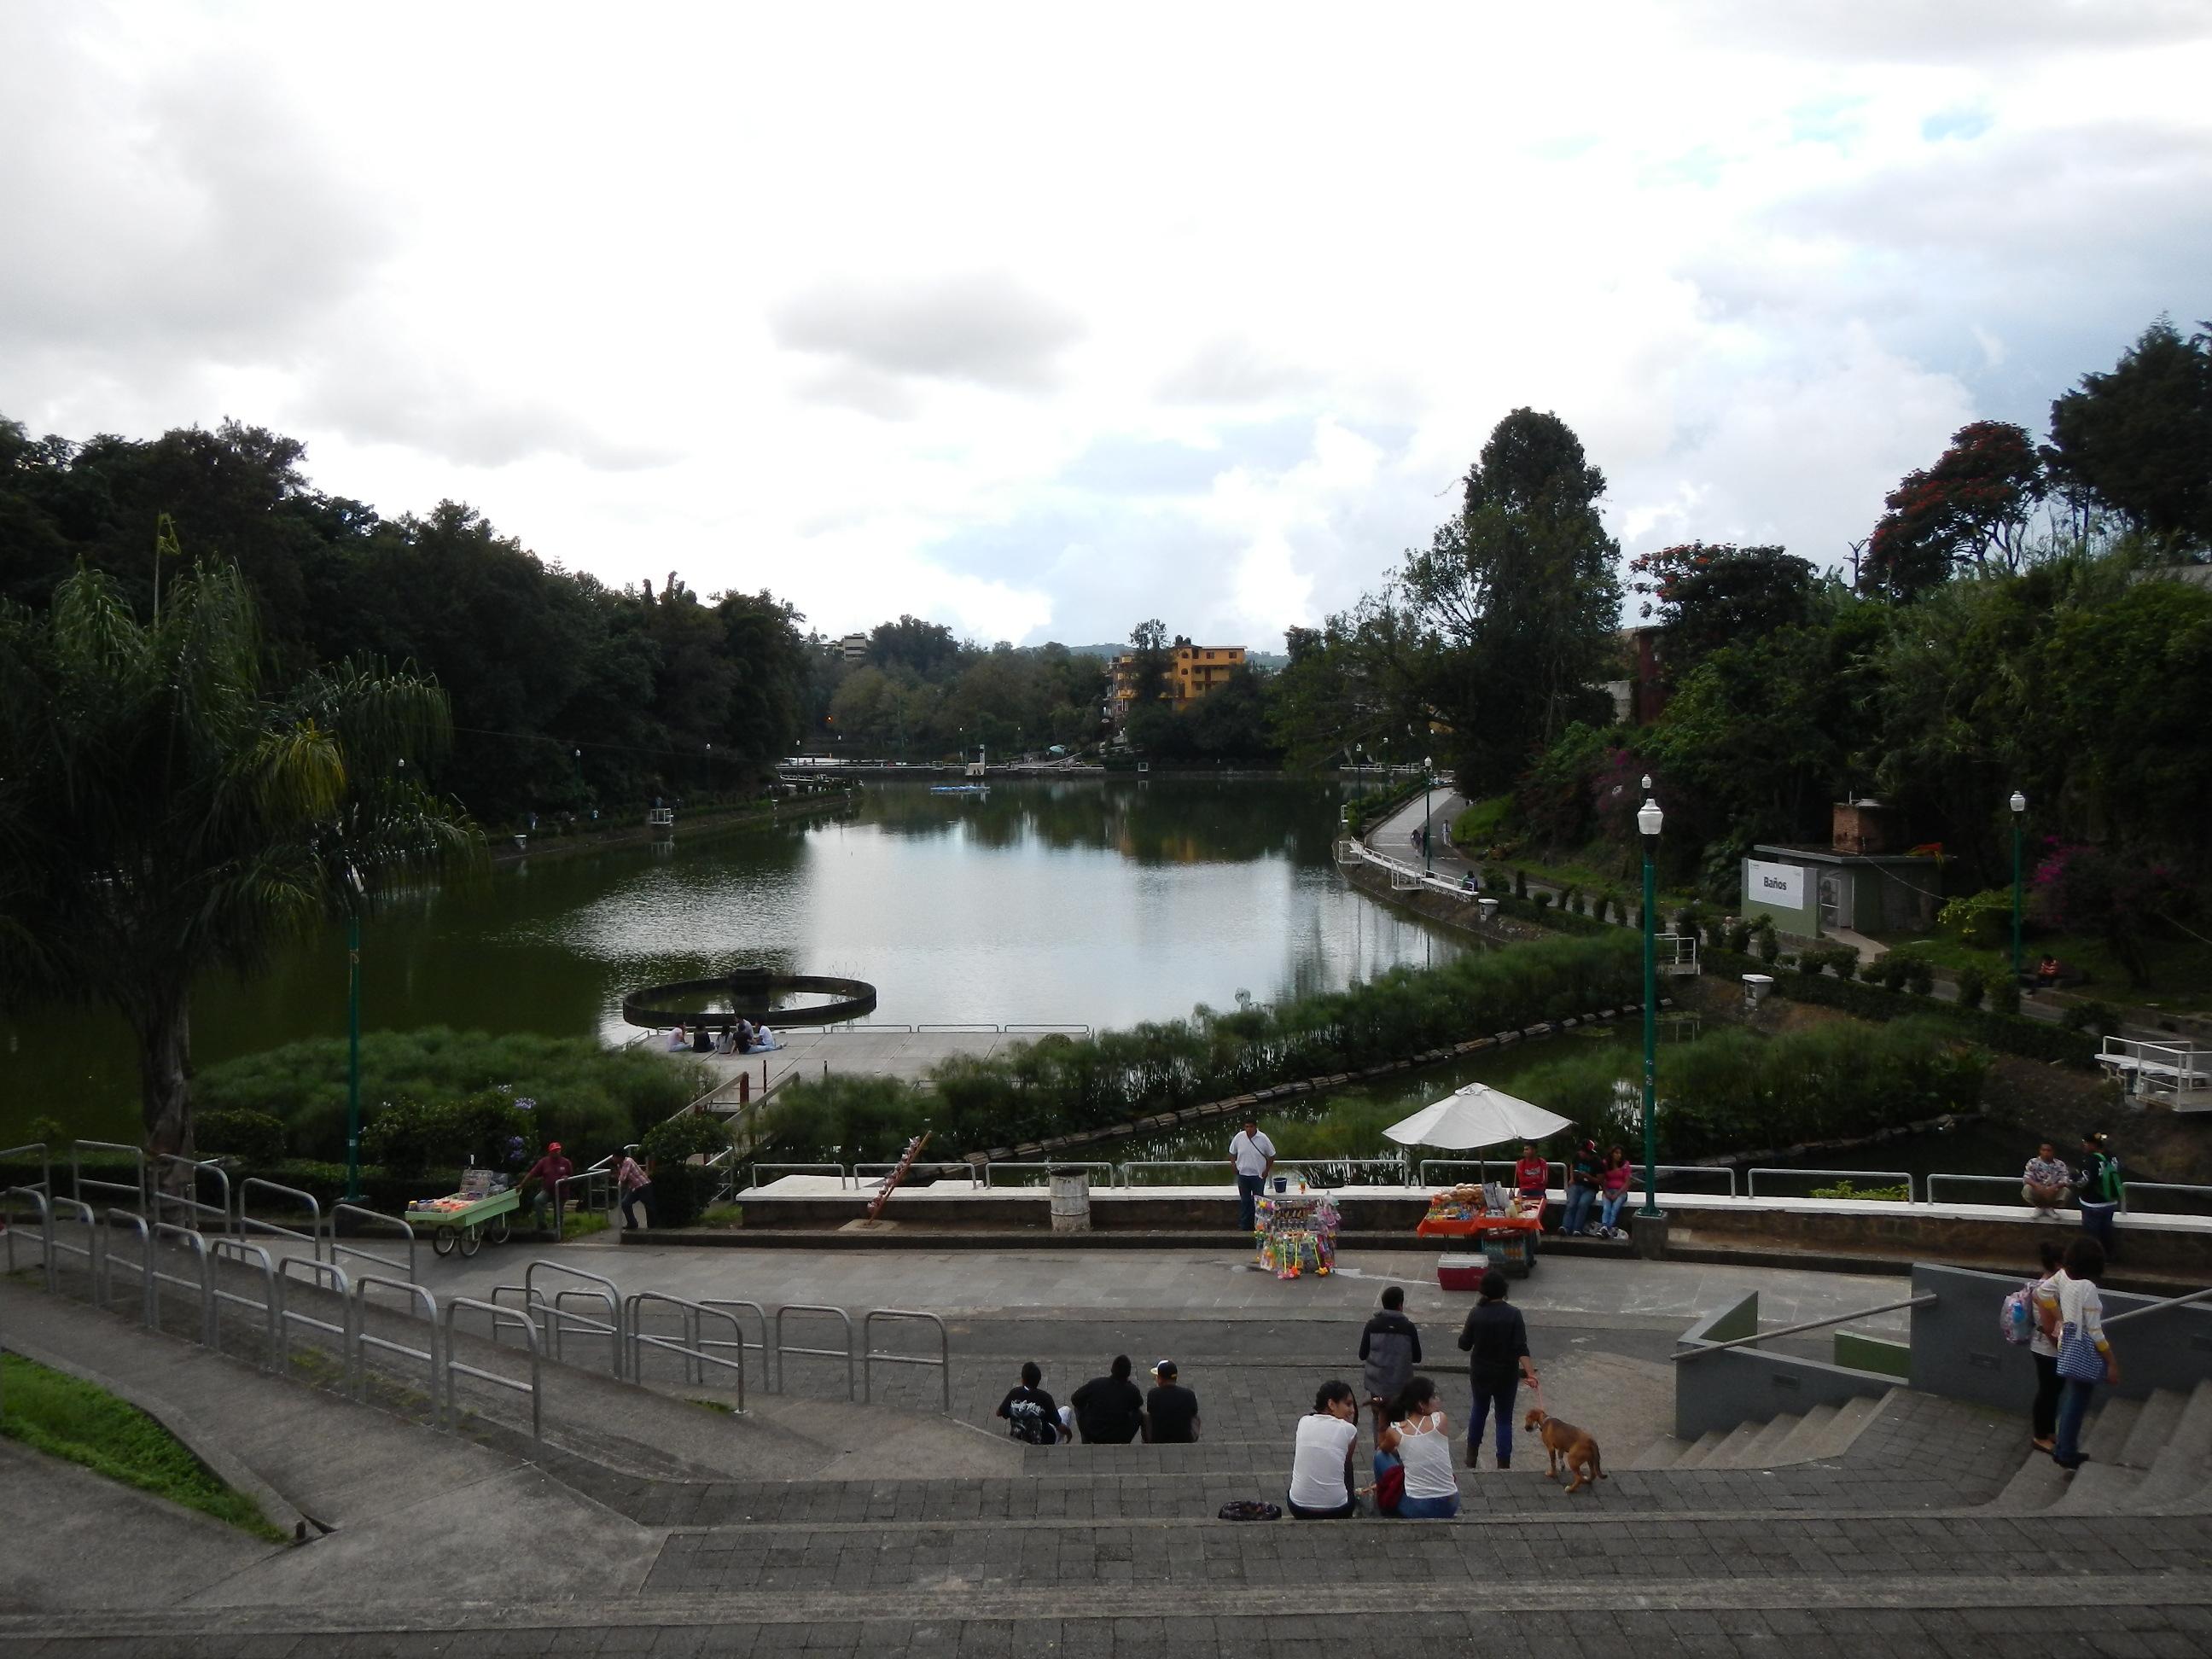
1049, 1166, 1091, 1234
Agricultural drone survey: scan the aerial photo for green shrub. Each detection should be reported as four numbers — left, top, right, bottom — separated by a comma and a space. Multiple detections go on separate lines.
1955, 964, 1988, 1010
2060, 999, 2124, 1038
1533, 891, 1555, 910
1755, 925, 1780, 964
1904, 958, 1936, 996
192, 1109, 287, 1166
1767, 968, 2094, 1066
1986, 975, 2022, 1016
361, 1090, 530, 1177
1936, 888, 2015, 950
1725, 921, 1752, 954
1807, 1179, 1912, 1202
1877, 955, 1912, 992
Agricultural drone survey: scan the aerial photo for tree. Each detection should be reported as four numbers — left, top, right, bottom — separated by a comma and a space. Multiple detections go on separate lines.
1125, 618, 1170, 714
2046, 317, 2212, 552
1861, 422, 2048, 600
0, 561, 477, 1164
1399, 409, 1622, 791
1628, 543, 1816, 676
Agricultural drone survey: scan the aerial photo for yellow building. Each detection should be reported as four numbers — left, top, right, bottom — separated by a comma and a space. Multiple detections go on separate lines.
1110, 643, 1247, 719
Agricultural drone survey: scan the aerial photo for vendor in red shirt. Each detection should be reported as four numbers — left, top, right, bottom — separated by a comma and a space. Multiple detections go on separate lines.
1513, 1142, 1551, 1243
523, 1142, 574, 1234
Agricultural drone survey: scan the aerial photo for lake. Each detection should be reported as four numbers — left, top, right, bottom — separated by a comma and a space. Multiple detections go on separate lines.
0, 777, 1463, 1145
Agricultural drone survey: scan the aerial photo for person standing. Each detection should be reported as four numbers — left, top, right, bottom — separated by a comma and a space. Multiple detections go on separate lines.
1286, 1380, 1362, 1518
2026, 1239, 2065, 1454
2075, 1132, 2123, 1255
611, 1145, 653, 1230
521, 1142, 573, 1233
1230, 1118, 1276, 1232
2051, 1237, 2119, 1471
1457, 1268, 1537, 1469
1359, 1286, 1423, 1445
1070, 1355, 1146, 1444
994, 1362, 1062, 1444
1143, 1360, 1202, 1444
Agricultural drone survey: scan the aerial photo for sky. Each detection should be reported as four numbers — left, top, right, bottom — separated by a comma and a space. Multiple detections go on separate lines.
3, 3, 2208, 650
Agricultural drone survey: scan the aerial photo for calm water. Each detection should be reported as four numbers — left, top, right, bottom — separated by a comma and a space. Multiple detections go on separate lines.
1, 778, 1463, 1144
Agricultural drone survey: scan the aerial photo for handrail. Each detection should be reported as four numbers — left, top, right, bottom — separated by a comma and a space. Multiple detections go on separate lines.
748, 1162, 848, 1190
2105, 1284, 2212, 1329
1674, 1293, 1937, 1360
1, 1186, 55, 1290
151, 1154, 231, 1237
150, 1221, 217, 1347
98, 1208, 155, 1326
238, 1177, 324, 1260
69, 1140, 146, 1214
444, 1297, 542, 1448
352, 1275, 439, 1407
861, 1309, 950, 1412
625, 1291, 748, 1409
1745, 1167, 1914, 1202
0, 1141, 50, 1199
327, 1202, 417, 1286
772, 1302, 855, 1400
275, 1256, 355, 1372
523, 1259, 626, 1377
2119, 1181, 2212, 1217
699, 1297, 769, 1392
1924, 1173, 2021, 1205
984, 1161, 1109, 1189
46, 1196, 99, 1283
207, 1237, 280, 1367
550, 1168, 609, 1241
1118, 1160, 1236, 1185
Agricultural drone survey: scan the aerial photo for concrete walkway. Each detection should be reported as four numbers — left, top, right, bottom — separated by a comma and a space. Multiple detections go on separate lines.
689, 1027, 1039, 1100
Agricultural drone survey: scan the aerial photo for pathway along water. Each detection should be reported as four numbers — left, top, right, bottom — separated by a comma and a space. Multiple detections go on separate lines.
1, 777, 1462, 1145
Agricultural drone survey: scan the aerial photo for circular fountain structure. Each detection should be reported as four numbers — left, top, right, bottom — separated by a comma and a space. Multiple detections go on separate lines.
620, 964, 877, 1032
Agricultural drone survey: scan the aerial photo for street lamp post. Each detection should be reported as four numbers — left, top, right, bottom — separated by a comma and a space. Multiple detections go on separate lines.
1422, 755, 1434, 876
1637, 789, 1664, 1229
2009, 791, 2028, 978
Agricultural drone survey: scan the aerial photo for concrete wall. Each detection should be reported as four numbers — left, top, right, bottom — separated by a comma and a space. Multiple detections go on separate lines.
1674, 1290, 1896, 1441
1907, 1262, 2212, 1412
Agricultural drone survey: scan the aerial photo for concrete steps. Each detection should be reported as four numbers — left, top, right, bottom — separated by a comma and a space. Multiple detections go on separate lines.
1628, 1394, 1886, 1472
2135, 1382, 2212, 1511
1988, 1387, 2212, 1515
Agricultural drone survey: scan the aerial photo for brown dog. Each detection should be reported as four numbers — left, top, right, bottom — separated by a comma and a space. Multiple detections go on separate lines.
1524, 1407, 1606, 1493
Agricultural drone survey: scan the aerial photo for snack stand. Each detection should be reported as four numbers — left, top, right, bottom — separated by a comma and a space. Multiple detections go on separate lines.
1383, 1081, 1572, 1290
1253, 1188, 1340, 1279
406, 1167, 519, 1258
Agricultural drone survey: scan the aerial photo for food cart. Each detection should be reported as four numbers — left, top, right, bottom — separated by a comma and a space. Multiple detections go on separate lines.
1254, 1188, 1340, 1279
1383, 1080, 1572, 1288
1415, 1184, 1543, 1278
406, 1167, 520, 1258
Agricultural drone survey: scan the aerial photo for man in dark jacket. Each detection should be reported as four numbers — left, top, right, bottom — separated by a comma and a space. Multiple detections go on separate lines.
1457, 1269, 1537, 1468
1358, 1285, 1423, 1443
1069, 1355, 1146, 1444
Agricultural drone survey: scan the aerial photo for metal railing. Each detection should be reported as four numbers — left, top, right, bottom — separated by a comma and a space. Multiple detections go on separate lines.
699, 1297, 770, 1392
238, 1177, 323, 1260
275, 1256, 355, 1372
151, 1154, 230, 1237
983, 1161, 1109, 1189
1745, 1167, 1914, 1201
149, 1222, 217, 1347
206, 1237, 278, 1367
625, 1291, 748, 1408
2, 1186, 55, 1289
46, 1196, 100, 1284
1925, 1173, 2021, 1206
2104, 1284, 2212, 1329
2120, 1182, 2212, 1218
551, 1168, 610, 1242
352, 1275, 439, 1409
1117, 1160, 1236, 1185
772, 1303, 855, 1400
521, 1260, 625, 1378
69, 1140, 146, 1214
1674, 1293, 1938, 1361
327, 1202, 417, 1287
861, 1309, 949, 1412
444, 1297, 541, 1449
96, 1208, 154, 1325
748, 1162, 851, 1189
0, 1141, 50, 1198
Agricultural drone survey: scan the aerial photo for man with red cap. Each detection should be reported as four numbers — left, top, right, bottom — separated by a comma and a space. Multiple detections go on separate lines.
523, 1141, 574, 1233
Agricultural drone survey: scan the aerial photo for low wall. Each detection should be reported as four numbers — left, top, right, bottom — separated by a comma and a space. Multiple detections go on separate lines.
1673, 1290, 1897, 1441
1678, 1204, 2212, 1277
1907, 1262, 2212, 1412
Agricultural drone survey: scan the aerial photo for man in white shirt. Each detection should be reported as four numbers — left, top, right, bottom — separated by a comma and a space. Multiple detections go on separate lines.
1231, 1118, 1275, 1231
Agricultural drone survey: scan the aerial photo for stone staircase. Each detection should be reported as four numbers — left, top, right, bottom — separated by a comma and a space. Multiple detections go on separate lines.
1987, 1381, 2212, 1514
1628, 1392, 1886, 1470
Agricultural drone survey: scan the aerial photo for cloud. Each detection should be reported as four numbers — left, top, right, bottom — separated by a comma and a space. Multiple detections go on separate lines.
1157, 337, 1324, 406
771, 271, 1086, 393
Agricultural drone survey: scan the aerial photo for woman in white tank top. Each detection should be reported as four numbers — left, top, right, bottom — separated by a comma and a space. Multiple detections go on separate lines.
1388, 1377, 1461, 1519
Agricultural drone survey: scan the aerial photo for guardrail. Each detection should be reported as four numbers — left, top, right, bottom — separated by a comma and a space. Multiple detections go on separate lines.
522, 1260, 626, 1378
152, 1154, 230, 1237
1745, 1167, 1914, 1201
238, 1176, 323, 1260
207, 1237, 278, 1367
445, 1297, 541, 1449
749, 1162, 852, 1189
352, 1275, 439, 1408
552, 1169, 611, 1242
983, 1161, 1109, 1189
700, 1297, 770, 1392
861, 1309, 950, 1412
1925, 1173, 2018, 1206
2120, 1181, 2212, 1218
69, 1140, 145, 1214
1117, 1160, 1236, 1186
276, 1256, 354, 1372
773, 1303, 855, 1400
626, 1291, 749, 1408
327, 1202, 418, 1287
46, 1196, 99, 1284
2, 1186, 54, 1289
0, 1141, 49, 1199
150, 1221, 217, 1347
96, 1208, 154, 1325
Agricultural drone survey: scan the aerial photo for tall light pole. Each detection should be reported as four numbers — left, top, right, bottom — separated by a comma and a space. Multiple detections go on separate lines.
1637, 788, 1664, 1226
1422, 755, 1434, 876
2009, 790, 2028, 977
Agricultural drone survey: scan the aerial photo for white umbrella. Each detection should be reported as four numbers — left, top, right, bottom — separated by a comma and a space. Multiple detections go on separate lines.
1382, 1082, 1573, 1150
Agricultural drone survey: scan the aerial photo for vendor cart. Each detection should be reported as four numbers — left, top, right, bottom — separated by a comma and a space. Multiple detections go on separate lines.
1416, 1189, 1542, 1278
406, 1174, 520, 1258
1254, 1190, 1340, 1279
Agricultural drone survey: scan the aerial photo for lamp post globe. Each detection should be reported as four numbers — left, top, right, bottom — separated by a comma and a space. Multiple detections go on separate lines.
1637, 793, 1664, 1223
1422, 755, 1434, 876
2009, 791, 2028, 976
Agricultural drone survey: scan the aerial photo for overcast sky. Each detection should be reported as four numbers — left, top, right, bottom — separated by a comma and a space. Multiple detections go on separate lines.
3, 3, 2207, 649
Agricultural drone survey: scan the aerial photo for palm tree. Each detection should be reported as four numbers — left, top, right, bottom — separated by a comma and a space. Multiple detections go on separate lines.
0, 560, 479, 1165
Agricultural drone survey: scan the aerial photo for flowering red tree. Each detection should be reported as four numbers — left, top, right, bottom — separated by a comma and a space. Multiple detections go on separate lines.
1627, 542, 1814, 674
1861, 422, 2046, 599
2030, 841, 2200, 987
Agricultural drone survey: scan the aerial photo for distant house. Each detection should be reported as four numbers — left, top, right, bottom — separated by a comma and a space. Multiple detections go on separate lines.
838, 632, 870, 663
1742, 801, 1941, 939
1109, 643, 1246, 723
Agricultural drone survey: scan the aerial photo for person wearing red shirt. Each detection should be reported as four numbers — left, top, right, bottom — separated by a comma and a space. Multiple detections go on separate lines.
1514, 1142, 1551, 1254
523, 1142, 574, 1233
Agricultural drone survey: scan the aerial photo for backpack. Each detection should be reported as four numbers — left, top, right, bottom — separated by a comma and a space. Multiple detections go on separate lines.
2000, 1284, 2034, 1346
1217, 1500, 1282, 1522
1372, 1452, 1405, 1516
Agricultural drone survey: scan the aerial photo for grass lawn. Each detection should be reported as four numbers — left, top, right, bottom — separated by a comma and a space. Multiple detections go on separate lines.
558, 1208, 611, 1241
0, 1353, 285, 1540
1878, 929, 2212, 1015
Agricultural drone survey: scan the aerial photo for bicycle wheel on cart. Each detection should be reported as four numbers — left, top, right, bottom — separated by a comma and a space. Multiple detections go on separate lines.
459, 1224, 482, 1257
433, 1226, 458, 1257
486, 1213, 510, 1243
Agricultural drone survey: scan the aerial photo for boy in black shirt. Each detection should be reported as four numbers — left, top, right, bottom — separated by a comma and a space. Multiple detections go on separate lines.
993, 1361, 1062, 1444
1070, 1355, 1146, 1443
1143, 1359, 1202, 1443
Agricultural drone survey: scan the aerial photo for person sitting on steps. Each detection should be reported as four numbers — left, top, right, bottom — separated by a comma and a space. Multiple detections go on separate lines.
2022, 1142, 2072, 1219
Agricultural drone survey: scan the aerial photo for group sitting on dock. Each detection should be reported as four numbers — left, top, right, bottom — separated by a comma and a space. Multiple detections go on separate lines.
665, 1019, 781, 1057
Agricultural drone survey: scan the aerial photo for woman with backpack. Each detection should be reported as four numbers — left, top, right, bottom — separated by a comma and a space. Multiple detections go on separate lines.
1381, 1377, 1460, 1519
2024, 1239, 2064, 1454
2050, 1237, 2120, 1472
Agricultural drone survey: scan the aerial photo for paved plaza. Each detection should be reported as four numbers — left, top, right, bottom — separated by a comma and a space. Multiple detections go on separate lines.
1, 1237, 2205, 1656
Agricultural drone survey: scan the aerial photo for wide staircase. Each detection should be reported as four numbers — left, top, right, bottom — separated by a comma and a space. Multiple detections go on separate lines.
3, 1231, 2209, 1655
